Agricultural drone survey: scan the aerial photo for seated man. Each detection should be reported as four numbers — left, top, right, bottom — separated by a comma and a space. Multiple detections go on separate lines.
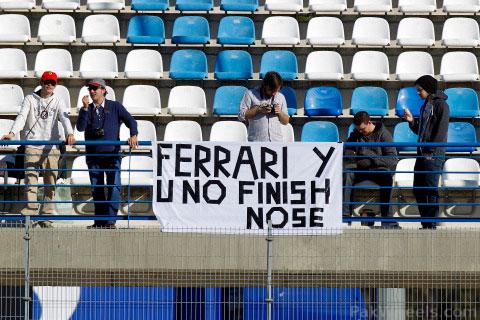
344, 111, 399, 228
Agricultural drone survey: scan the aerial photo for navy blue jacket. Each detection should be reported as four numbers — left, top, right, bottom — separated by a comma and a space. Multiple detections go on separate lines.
76, 99, 138, 154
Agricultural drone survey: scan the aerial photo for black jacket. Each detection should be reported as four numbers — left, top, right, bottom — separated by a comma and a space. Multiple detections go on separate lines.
346, 122, 398, 171
409, 90, 450, 156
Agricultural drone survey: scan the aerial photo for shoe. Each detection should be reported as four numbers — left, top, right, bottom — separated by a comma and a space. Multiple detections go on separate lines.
87, 224, 102, 229
87, 224, 116, 229
382, 224, 402, 230
36, 221, 53, 228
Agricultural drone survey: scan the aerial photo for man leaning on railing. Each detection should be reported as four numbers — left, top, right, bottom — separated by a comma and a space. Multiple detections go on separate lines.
1, 71, 75, 228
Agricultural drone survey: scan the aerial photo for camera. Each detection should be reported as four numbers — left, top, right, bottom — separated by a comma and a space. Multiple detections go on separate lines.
93, 128, 104, 139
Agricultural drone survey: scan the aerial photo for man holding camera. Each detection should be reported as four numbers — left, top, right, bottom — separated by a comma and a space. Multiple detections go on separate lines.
238, 71, 289, 142
76, 79, 138, 229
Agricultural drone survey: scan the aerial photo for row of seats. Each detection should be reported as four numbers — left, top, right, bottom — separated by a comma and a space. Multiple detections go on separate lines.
3, 47, 479, 82
1, 0, 477, 13
0, 84, 478, 117
3, 15, 479, 48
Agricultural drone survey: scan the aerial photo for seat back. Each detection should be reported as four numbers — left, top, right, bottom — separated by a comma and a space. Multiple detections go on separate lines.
351, 51, 389, 78
396, 18, 435, 45
172, 16, 210, 43
445, 88, 479, 117
393, 122, 418, 152
352, 17, 390, 44
442, 18, 479, 42
301, 121, 339, 142
214, 50, 252, 78
169, 49, 207, 79
38, 14, 75, 40
393, 158, 416, 187
280, 86, 297, 116
351, 87, 388, 116
122, 85, 161, 114
34, 48, 73, 77
442, 158, 480, 187
167, 86, 207, 115
217, 16, 255, 45
440, 52, 479, 78
395, 87, 425, 117
210, 121, 248, 142
0, 84, 24, 114
120, 156, 154, 185
213, 86, 247, 115
282, 123, 295, 142
124, 49, 163, 79
396, 51, 434, 81
260, 50, 298, 80
447, 122, 477, 152
81, 15, 120, 41
306, 17, 344, 44
79, 49, 118, 76
127, 15, 165, 41
305, 51, 343, 78
164, 120, 203, 141
261, 16, 300, 43
0, 48, 27, 76
120, 120, 157, 144
304, 86, 343, 117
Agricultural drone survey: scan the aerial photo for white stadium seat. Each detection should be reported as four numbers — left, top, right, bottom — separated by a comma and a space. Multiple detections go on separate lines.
121, 156, 154, 186
164, 120, 203, 141
122, 85, 161, 116
34, 49, 73, 78
351, 51, 389, 81
353, 0, 392, 12
124, 50, 163, 80
81, 15, 120, 44
0, 15, 30, 43
396, 51, 434, 81
37, 14, 76, 44
351, 17, 390, 46
86, 0, 125, 10
308, 0, 346, 11
398, 0, 436, 13
73, 126, 85, 150
76, 85, 115, 110
42, 0, 80, 9
0, 0, 35, 9
442, 18, 480, 47
167, 86, 207, 116
305, 51, 343, 80
261, 16, 300, 45
120, 120, 157, 151
396, 18, 435, 47
0, 84, 24, 114
70, 156, 90, 185
0, 49, 27, 78
209, 121, 248, 142
282, 123, 295, 142
440, 51, 479, 82
79, 49, 118, 79
443, 159, 480, 188
392, 158, 418, 216
264, 0, 303, 12
306, 17, 344, 46
443, 0, 480, 13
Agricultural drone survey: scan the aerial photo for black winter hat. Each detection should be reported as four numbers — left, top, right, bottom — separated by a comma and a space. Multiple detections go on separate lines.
414, 75, 438, 95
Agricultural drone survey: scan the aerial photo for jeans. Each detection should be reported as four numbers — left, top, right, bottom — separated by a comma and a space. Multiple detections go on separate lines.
413, 157, 444, 229
86, 156, 121, 226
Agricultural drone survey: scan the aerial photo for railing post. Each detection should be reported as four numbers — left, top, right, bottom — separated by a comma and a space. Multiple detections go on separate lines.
23, 215, 31, 320
266, 219, 273, 320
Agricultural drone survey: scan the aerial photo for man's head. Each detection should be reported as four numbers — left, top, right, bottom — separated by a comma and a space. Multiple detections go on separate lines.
414, 75, 437, 99
353, 111, 375, 136
40, 71, 57, 97
87, 78, 107, 104
261, 71, 283, 98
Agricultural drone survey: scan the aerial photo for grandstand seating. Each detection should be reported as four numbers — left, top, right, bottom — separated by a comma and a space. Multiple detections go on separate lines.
280, 86, 297, 116
131, 0, 168, 10
220, 0, 258, 11
350, 87, 388, 116
172, 16, 210, 44
0, 85, 24, 114
353, 0, 392, 12
0, 15, 30, 43
42, 0, 80, 9
213, 86, 247, 116
445, 88, 480, 118
395, 87, 425, 118
395, 52, 434, 81
351, 17, 390, 46
217, 16, 255, 45
308, 0, 346, 11
81, 15, 120, 44
86, 0, 125, 10
120, 120, 157, 150
34, 49, 73, 78
282, 123, 295, 142
262, 16, 300, 45
0, 0, 35, 9
447, 122, 477, 152
175, 0, 213, 11
396, 18, 435, 47
398, 0, 436, 12
209, 121, 248, 142
306, 17, 345, 46
392, 158, 419, 216
443, 0, 480, 13
70, 156, 90, 186
351, 51, 389, 81
214, 50, 253, 80
264, 0, 303, 11
0, 49, 27, 78
305, 51, 343, 81
393, 122, 418, 152
167, 86, 207, 116
37, 14, 76, 44
127, 15, 165, 44
442, 18, 480, 47
304, 87, 343, 117
164, 120, 203, 141
79, 49, 118, 79
120, 156, 154, 185
124, 50, 163, 80
122, 85, 161, 116
259, 51, 297, 80
76, 85, 116, 110
301, 121, 339, 142
169, 50, 208, 80
440, 52, 479, 82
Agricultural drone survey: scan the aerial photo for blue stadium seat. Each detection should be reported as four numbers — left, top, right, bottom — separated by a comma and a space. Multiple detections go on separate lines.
351, 86, 388, 116
213, 86, 248, 115
126, 16, 165, 44
214, 50, 253, 80
346, 123, 355, 139
396, 87, 425, 118
445, 88, 480, 117
301, 121, 339, 142
280, 86, 297, 116
260, 51, 297, 80
172, 16, 210, 44
131, 0, 169, 10
217, 16, 255, 45
175, 0, 213, 11
220, 0, 258, 11
447, 122, 477, 152
169, 49, 207, 80
393, 122, 418, 152
304, 86, 343, 116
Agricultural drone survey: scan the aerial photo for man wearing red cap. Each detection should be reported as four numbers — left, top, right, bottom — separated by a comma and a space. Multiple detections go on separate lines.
2, 71, 75, 228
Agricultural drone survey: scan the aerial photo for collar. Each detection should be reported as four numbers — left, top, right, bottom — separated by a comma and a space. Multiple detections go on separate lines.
94, 99, 105, 109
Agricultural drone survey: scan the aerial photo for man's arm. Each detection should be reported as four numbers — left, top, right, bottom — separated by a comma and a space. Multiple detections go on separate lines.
56, 100, 75, 144
117, 102, 138, 148
238, 91, 261, 121
276, 95, 289, 125
3, 97, 30, 139
76, 97, 91, 132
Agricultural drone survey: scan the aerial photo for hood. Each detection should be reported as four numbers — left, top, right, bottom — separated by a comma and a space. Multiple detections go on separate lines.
431, 90, 447, 101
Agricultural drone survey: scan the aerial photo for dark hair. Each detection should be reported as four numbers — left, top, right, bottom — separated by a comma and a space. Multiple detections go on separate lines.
353, 111, 370, 126
414, 75, 437, 95
262, 71, 283, 91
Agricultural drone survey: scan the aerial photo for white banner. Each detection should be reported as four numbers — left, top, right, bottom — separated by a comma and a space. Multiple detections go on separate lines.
153, 142, 343, 234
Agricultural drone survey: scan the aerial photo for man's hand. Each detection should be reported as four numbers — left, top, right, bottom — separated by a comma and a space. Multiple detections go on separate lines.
259, 105, 271, 114
274, 105, 282, 115
1, 132, 14, 140
81, 95, 90, 110
128, 135, 138, 149
66, 134, 75, 145
403, 107, 413, 123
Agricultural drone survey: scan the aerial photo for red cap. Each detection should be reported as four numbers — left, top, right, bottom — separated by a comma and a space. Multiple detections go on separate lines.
41, 71, 57, 83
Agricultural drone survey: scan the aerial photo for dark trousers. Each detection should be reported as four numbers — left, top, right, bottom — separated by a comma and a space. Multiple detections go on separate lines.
86, 156, 121, 226
413, 157, 443, 229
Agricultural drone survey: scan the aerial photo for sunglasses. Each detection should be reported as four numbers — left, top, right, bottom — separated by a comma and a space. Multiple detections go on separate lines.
43, 80, 56, 86
88, 86, 100, 91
